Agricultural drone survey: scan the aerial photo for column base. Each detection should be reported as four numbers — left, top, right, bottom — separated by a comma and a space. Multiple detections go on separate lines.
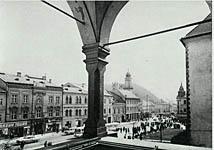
83, 119, 107, 138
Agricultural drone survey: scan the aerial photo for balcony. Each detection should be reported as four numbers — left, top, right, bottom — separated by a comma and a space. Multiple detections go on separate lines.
34, 136, 211, 150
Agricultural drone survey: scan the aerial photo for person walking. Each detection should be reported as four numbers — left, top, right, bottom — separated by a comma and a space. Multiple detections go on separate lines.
20, 141, 25, 150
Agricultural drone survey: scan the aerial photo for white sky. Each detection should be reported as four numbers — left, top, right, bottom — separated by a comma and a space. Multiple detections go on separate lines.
0, 1, 210, 102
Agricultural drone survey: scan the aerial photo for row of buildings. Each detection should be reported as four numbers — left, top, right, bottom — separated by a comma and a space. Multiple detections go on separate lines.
0, 71, 176, 137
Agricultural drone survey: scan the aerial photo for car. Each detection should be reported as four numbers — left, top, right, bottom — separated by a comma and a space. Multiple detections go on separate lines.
16, 135, 39, 144
63, 128, 76, 135
74, 126, 84, 137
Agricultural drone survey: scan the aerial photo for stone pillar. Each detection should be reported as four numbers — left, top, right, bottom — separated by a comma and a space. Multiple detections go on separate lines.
82, 43, 109, 138
67, 1, 128, 138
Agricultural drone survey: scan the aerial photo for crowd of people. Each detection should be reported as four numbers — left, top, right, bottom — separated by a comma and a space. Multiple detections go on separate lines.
116, 115, 184, 140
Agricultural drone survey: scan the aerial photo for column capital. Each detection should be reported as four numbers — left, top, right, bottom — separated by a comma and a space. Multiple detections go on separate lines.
82, 43, 110, 72
82, 43, 110, 64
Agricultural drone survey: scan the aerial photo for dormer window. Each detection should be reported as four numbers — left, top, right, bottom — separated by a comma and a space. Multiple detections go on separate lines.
14, 78, 19, 81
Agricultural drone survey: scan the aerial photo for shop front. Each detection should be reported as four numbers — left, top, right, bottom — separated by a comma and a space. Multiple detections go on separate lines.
0, 121, 29, 138
45, 117, 62, 133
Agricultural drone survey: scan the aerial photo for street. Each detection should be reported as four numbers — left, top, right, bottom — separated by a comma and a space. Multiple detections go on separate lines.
0, 132, 75, 150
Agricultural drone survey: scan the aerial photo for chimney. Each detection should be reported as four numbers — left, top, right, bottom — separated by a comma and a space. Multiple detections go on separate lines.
42, 75, 46, 80
17, 72, 21, 77
49, 79, 52, 83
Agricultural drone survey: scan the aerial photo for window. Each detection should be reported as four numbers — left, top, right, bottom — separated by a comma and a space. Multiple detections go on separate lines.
69, 96, 72, 104
36, 109, 42, 118
85, 97, 87, 104
69, 109, 72, 116
114, 108, 116, 114
109, 108, 111, 114
56, 96, 60, 104
104, 99, 106, 104
118, 108, 120, 114
65, 110, 68, 117
37, 96, 42, 104
184, 108, 187, 112
79, 96, 81, 104
49, 96, 53, 104
66, 96, 69, 104
11, 94, 17, 104
76, 96, 78, 104
79, 109, 82, 116
0, 98, 2, 105
56, 109, 60, 116
23, 109, 28, 119
184, 100, 186, 104
104, 109, 106, 114
48, 109, 53, 117
23, 95, 28, 103
84, 109, 87, 116
75, 109, 78, 116
11, 109, 17, 119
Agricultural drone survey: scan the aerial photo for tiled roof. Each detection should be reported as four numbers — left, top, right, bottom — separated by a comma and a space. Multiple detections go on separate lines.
108, 91, 125, 104
0, 72, 60, 88
118, 89, 139, 99
184, 14, 211, 38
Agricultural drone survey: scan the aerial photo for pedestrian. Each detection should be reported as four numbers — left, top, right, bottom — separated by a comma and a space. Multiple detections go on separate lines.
20, 141, 25, 150
44, 141, 47, 147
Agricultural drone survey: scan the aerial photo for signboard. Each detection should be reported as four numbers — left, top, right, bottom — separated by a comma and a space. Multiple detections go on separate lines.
0, 121, 28, 129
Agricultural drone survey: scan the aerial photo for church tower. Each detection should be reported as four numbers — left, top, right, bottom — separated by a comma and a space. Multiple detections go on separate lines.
177, 83, 185, 98
124, 71, 133, 90
176, 83, 187, 123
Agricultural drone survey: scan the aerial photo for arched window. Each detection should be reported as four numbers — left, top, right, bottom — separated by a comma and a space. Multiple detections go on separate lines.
79, 109, 81, 116
66, 96, 68, 104
69, 109, 72, 116
84, 109, 87, 116
69, 96, 72, 104
75, 109, 78, 116
76, 96, 78, 104
79, 96, 81, 104
65, 110, 68, 117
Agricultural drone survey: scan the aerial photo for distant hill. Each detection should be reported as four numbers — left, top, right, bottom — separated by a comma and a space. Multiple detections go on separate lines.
132, 83, 162, 104
105, 83, 164, 104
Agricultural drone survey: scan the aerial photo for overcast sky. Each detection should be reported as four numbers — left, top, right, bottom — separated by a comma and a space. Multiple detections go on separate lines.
0, 1, 210, 102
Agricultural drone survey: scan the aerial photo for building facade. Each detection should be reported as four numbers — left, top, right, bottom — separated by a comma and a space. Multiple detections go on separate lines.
103, 92, 114, 123
0, 72, 63, 137
62, 83, 114, 128
111, 72, 141, 121
62, 83, 88, 128
181, 11, 212, 147
108, 91, 126, 123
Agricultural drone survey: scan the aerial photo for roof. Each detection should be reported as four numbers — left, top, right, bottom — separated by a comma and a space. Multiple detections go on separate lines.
108, 91, 125, 104
184, 14, 211, 39
63, 86, 87, 94
118, 89, 139, 99
0, 72, 60, 88
63, 82, 112, 96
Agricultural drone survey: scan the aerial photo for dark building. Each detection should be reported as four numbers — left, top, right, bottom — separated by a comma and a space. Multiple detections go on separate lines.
176, 83, 187, 124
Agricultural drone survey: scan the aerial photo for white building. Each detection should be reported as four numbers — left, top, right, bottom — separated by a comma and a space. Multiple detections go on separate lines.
62, 83, 114, 128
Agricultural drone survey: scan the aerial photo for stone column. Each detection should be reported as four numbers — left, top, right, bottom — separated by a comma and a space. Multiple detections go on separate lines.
82, 43, 109, 138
